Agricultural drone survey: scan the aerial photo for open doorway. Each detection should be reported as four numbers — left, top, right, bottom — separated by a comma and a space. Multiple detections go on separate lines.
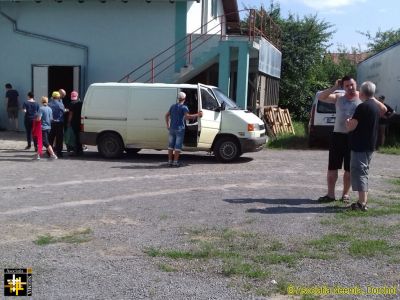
32, 65, 80, 102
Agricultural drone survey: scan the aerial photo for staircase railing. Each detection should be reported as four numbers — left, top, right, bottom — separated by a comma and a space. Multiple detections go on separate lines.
118, 9, 281, 83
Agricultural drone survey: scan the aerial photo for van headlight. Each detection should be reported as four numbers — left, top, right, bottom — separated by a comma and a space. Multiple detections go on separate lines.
247, 124, 259, 131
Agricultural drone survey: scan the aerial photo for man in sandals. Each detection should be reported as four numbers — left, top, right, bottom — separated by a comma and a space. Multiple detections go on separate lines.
345, 81, 386, 211
317, 76, 361, 203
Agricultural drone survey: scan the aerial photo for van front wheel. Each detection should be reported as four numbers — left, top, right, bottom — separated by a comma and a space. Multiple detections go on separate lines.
98, 132, 124, 158
214, 137, 241, 163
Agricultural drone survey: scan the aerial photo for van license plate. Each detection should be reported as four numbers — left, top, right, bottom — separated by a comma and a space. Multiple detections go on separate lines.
326, 117, 335, 123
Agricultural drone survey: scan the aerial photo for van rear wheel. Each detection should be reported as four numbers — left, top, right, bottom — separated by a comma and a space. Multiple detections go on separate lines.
98, 132, 124, 158
214, 137, 241, 163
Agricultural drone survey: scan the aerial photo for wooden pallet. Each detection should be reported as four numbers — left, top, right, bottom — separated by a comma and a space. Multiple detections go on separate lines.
264, 106, 295, 135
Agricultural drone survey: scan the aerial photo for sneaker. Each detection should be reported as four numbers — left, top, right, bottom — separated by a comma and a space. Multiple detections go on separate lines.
83, 145, 89, 152
50, 154, 58, 160
24, 145, 31, 150
340, 195, 350, 203
317, 195, 336, 203
350, 202, 368, 212
33, 154, 40, 160
167, 161, 173, 167
172, 162, 183, 167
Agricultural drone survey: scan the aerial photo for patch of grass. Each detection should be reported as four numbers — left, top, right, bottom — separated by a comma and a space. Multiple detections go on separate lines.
308, 234, 349, 251
254, 253, 297, 267
267, 121, 308, 149
335, 203, 400, 218
33, 228, 92, 245
222, 257, 270, 279
378, 146, 400, 155
294, 249, 335, 261
158, 263, 177, 272
349, 239, 391, 257
390, 178, 400, 186
34, 234, 57, 245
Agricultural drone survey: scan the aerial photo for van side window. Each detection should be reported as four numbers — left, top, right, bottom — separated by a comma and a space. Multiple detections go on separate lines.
317, 101, 336, 113
201, 88, 219, 111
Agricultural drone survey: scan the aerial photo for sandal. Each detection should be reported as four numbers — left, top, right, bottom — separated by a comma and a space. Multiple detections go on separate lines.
341, 195, 350, 203
317, 195, 336, 203
350, 202, 368, 212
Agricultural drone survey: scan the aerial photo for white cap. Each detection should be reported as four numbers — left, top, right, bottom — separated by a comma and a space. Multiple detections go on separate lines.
177, 92, 186, 100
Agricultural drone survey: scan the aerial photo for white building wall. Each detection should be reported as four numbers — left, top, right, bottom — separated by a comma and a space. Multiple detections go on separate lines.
186, 0, 224, 35
357, 44, 400, 111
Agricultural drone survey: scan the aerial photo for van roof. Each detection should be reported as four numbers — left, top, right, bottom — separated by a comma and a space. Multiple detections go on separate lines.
90, 82, 215, 89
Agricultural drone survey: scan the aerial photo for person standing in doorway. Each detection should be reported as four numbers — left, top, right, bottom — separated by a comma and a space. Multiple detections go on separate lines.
5, 83, 19, 131
345, 81, 386, 211
165, 92, 202, 167
317, 76, 361, 203
67, 90, 83, 156
48, 91, 65, 158
22, 91, 39, 150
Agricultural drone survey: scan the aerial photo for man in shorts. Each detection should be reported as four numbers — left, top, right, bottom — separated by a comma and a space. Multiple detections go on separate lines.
345, 81, 386, 211
165, 92, 202, 167
5, 83, 19, 131
317, 76, 361, 203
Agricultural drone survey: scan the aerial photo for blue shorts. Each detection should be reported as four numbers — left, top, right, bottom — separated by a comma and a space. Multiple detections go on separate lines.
168, 128, 184, 152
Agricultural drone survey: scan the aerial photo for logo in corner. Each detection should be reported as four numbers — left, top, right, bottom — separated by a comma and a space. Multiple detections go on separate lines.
4, 268, 32, 296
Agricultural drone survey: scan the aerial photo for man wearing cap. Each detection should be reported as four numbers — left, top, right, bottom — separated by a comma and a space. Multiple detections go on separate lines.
48, 91, 65, 157
165, 92, 202, 167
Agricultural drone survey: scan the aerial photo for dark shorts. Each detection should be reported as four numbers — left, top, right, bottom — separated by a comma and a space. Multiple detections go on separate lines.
328, 132, 350, 171
7, 107, 18, 119
42, 129, 50, 148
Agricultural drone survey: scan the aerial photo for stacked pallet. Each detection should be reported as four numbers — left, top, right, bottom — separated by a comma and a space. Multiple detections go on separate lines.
264, 106, 295, 135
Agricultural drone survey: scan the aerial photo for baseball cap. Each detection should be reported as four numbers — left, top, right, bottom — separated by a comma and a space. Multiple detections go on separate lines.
71, 91, 79, 101
177, 92, 186, 100
52, 91, 60, 98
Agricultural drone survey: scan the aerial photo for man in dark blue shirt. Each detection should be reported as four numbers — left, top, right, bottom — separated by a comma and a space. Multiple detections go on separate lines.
48, 91, 65, 157
165, 92, 202, 167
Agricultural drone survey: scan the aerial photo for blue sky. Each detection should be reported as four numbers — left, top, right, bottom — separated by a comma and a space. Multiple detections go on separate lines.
238, 0, 399, 51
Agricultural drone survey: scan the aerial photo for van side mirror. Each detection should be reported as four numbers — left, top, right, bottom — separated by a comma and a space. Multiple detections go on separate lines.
220, 102, 226, 111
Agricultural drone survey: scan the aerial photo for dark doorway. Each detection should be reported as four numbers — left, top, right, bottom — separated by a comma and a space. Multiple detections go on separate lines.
48, 66, 74, 98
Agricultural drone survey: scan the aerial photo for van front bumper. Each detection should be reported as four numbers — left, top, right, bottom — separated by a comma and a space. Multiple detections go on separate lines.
239, 136, 267, 153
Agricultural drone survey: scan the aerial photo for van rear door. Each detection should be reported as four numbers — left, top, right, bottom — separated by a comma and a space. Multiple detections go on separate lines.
197, 84, 221, 149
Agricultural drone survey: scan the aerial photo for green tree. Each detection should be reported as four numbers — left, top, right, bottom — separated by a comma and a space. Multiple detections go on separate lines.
244, 2, 359, 121
359, 28, 400, 53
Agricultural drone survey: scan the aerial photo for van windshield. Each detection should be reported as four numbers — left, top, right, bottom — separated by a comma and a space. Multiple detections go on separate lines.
317, 101, 336, 113
212, 88, 239, 110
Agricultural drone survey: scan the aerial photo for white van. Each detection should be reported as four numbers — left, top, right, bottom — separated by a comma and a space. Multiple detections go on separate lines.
80, 83, 267, 162
308, 90, 344, 147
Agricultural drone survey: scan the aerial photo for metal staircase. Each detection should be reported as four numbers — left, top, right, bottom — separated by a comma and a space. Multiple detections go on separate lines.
118, 9, 281, 84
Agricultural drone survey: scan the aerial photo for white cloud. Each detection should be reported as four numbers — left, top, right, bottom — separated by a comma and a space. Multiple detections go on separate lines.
300, 0, 366, 11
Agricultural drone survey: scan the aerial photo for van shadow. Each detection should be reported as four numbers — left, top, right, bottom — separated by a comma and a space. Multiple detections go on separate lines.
68, 151, 254, 168
223, 198, 342, 214
0, 149, 254, 166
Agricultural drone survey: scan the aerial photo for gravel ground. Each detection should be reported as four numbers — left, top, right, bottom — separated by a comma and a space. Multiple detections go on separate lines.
0, 130, 399, 299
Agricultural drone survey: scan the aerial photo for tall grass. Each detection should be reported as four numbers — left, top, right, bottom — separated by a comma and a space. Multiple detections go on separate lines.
267, 121, 308, 149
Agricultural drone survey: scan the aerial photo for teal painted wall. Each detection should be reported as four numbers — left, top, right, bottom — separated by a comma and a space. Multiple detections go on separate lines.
175, 1, 187, 71
0, 1, 176, 129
